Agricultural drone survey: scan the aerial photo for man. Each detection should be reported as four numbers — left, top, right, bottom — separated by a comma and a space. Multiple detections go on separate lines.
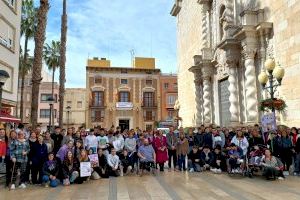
107, 148, 120, 177
113, 130, 125, 155
97, 128, 109, 154
203, 127, 214, 150
85, 129, 98, 153
51, 127, 63, 155
166, 126, 178, 171
138, 138, 156, 175
188, 146, 201, 172
194, 127, 204, 150
62, 128, 74, 145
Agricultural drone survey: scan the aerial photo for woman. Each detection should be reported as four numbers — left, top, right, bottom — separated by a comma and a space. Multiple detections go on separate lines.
0, 128, 7, 168
44, 131, 54, 153
31, 135, 48, 184
74, 139, 83, 160
154, 130, 168, 171
78, 149, 90, 183
177, 133, 189, 171
231, 129, 249, 156
94, 148, 109, 178
62, 151, 80, 186
42, 152, 59, 187
261, 149, 284, 180
10, 131, 30, 189
280, 130, 293, 175
5, 130, 17, 187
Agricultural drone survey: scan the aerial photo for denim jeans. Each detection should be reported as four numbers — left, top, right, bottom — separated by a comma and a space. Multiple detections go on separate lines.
294, 153, 300, 173
42, 175, 59, 187
178, 154, 186, 170
188, 160, 201, 171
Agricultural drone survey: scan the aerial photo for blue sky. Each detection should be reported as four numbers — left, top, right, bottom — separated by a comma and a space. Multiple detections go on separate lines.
29, 0, 177, 88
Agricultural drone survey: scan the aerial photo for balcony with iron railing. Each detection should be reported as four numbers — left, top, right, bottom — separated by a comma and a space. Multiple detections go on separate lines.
141, 101, 157, 109
89, 101, 106, 109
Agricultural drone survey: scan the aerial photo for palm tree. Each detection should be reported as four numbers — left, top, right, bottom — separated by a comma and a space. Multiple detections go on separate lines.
59, 0, 67, 127
30, 0, 50, 129
20, 0, 36, 121
43, 40, 60, 131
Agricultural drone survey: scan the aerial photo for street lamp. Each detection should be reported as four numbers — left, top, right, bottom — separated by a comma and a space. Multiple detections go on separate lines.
0, 70, 10, 113
66, 105, 71, 128
48, 96, 55, 132
258, 58, 285, 112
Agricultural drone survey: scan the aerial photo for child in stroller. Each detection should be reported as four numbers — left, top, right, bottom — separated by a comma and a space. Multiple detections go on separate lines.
227, 143, 244, 174
247, 144, 268, 177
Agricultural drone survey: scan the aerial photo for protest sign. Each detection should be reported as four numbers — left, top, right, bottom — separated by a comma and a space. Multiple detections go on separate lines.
80, 162, 92, 177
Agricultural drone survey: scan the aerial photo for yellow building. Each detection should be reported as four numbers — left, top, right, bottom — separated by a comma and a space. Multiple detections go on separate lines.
86, 57, 161, 131
63, 88, 87, 129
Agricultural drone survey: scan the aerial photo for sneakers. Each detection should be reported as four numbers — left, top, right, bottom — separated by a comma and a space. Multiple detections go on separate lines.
189, 168, 194, 173
210, 168, 217, 173
10, 184, 15, 190
216, 169, 222, 173
278, 177, 284, 180
293, 172, 299, 176
283, 171, 290, 176
18, 183, 26, 189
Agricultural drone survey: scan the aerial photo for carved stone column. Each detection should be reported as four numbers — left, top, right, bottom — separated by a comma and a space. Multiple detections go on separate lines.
194, 73, 203, 126
201, 64, 213, 124
227, 59, 239, 123
201, 3, 209, 48
243, 47, 259, 122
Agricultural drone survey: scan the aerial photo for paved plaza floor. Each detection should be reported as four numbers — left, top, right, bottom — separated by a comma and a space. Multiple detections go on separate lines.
1, 171, 300, 200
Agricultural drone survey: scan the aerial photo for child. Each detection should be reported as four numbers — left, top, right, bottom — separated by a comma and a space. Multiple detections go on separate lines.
119, 149, 133, 176
227, 143, 243, 173
211, 145, 226, 173
200, 146, 214, 171
188, 146, 201, 172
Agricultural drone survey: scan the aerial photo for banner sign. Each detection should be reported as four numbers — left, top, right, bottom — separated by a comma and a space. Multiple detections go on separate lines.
80, 162, 92, 177
261, 112, 277, 133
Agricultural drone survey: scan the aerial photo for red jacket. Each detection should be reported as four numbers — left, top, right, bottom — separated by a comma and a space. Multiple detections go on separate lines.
0, 139, 7, 157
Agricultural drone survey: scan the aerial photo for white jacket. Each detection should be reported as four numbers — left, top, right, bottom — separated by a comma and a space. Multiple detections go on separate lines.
231, 136, 249, 155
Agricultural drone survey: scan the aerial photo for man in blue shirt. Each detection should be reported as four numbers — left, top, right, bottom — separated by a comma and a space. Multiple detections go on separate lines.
138, 138, 156, 175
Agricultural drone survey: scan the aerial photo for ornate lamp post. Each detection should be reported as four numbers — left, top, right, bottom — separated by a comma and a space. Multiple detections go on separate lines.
258, 58, 285, 112
0, 70, 10, 114
66, 105, 71, 128
48, 96, 55, 132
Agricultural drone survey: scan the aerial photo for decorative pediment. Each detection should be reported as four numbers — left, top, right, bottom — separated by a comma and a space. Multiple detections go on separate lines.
142, 86, 155, 92
118, 85, 131, 91
91, 85, 105, 91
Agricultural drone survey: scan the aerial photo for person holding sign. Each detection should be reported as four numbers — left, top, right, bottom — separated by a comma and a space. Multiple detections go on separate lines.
78, 149, 91, 183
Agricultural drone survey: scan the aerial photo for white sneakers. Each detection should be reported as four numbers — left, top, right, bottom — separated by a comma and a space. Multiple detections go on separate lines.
10, 184, 15, 190
189, 168, 194, 173
18, 183, 26, 189
210, 168, 222, 173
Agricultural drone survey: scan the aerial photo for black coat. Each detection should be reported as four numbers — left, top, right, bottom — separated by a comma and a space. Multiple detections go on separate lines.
194, 133, 204, 148
203, 133, 213, 149
62, 158, 80, 178
51, 133, 63, 154
31, 142, 48, 166
188, 150, 201, 163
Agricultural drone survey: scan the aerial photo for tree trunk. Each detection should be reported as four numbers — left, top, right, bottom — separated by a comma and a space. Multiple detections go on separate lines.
20, 36, 29, 121
30, 0, 49, 129
51, 67, 55, 131
59, 0, 67, 128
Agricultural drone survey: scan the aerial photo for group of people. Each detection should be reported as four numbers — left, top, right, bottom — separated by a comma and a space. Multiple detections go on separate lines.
0, 123, 300, 190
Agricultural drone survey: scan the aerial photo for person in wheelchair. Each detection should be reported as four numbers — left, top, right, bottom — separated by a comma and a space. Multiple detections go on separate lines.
137, 138, 156, 175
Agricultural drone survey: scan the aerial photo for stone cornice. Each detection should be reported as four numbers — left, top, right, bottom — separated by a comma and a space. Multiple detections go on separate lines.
233, 25, 257, 41
170, 0, 182, 17
197, 0, 212, 6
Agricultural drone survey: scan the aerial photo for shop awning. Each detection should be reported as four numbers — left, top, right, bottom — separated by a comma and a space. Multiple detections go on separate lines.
0, 112, 21, 123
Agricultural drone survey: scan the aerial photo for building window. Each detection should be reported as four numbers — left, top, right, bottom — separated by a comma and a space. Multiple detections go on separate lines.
41, 94, 57, 103
167, 110, 174, 120
146, 79, 152, 85
92, 91, 104, 106
77, 101, 82, 108
144, 111, 155, 121
143, 92, 154, 107
120, 79, 128, 84
40, 109, 57, 119
164, 83, 169, 89
174, 83, 178, 90
167, 95, 177, 106
119, 91, 130, 102
0, 16, 15, 50
91, 110, 104, 122
121, 69, 127, 74
94, 76, 102, 84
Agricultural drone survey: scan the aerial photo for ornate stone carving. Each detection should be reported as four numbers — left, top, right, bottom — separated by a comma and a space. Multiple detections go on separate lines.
201, 5, 209, 48
243, 48, 258, 122
194, 72, 203, 126
201, 65, 213, 124
227, 61, 239, 122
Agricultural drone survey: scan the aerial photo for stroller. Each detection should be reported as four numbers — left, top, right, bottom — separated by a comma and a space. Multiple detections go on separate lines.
246, 144, 268, 177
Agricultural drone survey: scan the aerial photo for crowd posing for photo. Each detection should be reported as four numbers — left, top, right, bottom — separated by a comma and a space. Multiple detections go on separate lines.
0, 123, 300, 190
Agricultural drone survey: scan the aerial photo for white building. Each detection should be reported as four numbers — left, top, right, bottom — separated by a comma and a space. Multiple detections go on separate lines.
0, 0, 22, 120
171, 0, 300, 127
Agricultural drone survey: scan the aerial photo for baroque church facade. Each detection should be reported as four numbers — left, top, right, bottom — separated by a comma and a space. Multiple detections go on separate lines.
171, 0, 300, 127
